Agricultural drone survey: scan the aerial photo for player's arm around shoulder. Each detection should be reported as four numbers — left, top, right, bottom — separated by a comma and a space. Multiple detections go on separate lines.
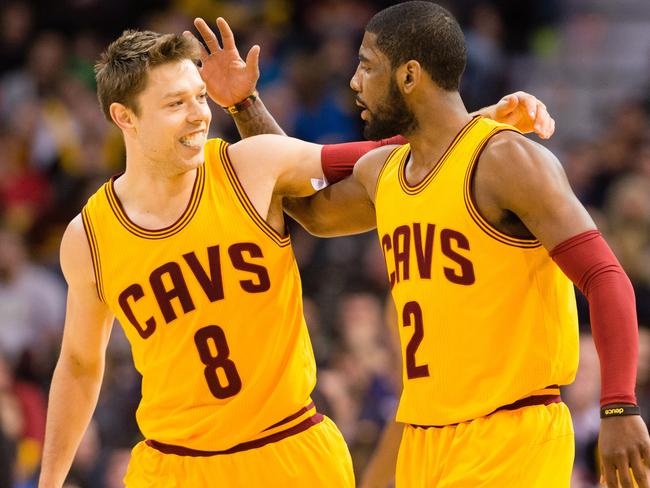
477, 131, 595, 249
284, 145, 395, 237
39, 215, 114, 488
227, 134, 323, 198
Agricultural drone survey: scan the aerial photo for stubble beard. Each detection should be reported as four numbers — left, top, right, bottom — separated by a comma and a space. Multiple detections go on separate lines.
362, 77, 418, 141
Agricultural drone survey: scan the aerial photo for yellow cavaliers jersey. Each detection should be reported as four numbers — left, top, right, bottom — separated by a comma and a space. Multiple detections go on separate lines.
81, 138, 316, 450
375, 116, 579, 426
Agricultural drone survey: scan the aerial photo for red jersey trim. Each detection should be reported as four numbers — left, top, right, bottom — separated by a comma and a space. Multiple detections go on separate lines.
398, 115, 481, 195
218, 140, 291, 248
463, 128, 542, 249
81, 207, 106, 302
104, 165, 205, 240
409, 386, 561, 428
145, 404, 323, 456
374, 145, 404, 201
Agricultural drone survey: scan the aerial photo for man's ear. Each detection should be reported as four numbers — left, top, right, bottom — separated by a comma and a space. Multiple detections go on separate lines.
110, 102, 137, 134
396, 60, 421, 94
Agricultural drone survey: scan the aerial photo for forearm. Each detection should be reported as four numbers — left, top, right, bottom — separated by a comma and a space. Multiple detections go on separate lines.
231, 98, 285, 138
284, 193, 376, 238
39, 358, 104, 488
360, 419, 402, 488
284, 196, 332, 237
321, 137, 404, 184
550, 230, 638, 406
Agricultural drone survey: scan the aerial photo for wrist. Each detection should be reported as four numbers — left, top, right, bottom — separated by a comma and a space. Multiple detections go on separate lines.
222, 91, 259, 115
600, 403, 640, 419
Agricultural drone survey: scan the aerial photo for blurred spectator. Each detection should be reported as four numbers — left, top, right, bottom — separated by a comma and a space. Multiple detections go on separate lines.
0, 227, 65, 370
287, 51, 358, 142
102, 448, 131, 488
461, 3, 508, 111
564, 334, 601, 487
0, 129, 52, 232
0, 3, 34, 75
637, 327, 650, 423
65, 421, 103, 488
317, 293, 397, 477
0, 354, 21, 488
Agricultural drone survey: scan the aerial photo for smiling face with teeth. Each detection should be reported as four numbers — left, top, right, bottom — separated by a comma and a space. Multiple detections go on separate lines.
123, 59, 212, 175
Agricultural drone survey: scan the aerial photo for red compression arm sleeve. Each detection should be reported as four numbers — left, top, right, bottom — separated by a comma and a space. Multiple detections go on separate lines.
321, 136, 407, 184
550, 230, 638, 406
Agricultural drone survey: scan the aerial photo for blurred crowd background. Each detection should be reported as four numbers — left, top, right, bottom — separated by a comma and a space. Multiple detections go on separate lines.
1, 0, 649, 487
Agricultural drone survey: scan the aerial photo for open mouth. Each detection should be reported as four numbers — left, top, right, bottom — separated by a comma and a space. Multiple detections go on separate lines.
179, 130, 206, 147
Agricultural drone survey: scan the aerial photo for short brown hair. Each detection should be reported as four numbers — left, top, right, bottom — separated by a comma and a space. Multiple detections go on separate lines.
95, 30, 201, 122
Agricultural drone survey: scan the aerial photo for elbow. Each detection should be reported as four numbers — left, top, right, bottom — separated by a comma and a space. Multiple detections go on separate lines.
293, 215, 333, 237
56, 349, 105, 381
284, 197, 330, 236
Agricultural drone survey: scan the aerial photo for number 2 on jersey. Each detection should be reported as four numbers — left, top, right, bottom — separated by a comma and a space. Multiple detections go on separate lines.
403, 301, 430, 379
194, 325, 242, 399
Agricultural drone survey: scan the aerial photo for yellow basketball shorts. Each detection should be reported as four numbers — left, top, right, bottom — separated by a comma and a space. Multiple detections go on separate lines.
123, 415, 354, 487
397, 402, 574, 488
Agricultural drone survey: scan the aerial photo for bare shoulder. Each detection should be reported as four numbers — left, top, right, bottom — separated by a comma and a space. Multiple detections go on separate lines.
353, 144, 399, 201
60, 214, 95, 287
481, 131, 563, 178
478, 131, 567, 201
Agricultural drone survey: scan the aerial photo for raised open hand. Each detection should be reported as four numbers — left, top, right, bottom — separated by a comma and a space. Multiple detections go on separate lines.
185, 17, 260, 107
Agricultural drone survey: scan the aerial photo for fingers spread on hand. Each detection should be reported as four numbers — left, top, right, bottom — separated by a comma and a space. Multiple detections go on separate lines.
602, 458, 620, 488
194, 18, 220, 53
245, 45, 261, 77
217, 17, 236, 51
547, 117, 556, 139
630, 450, 649, 488
184, 31, 209, 63
523, 95, 537, 120
534, 102, 554, 139
615, 459, 635, 488
182, 30, 197, 45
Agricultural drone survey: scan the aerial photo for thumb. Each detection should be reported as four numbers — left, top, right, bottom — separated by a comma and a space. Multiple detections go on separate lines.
496, 94, 518, 116
246, 44, 261, 79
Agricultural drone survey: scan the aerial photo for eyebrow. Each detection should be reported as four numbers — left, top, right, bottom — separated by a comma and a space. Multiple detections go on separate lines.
162, 85, 207, 99
358, 53, 370, 63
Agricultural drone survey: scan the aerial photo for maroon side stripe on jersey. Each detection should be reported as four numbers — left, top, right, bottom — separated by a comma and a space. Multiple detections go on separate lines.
145, 411, 324, 456
410, 386, 561, 429
262, 401, 315, 432
489, 392, 561, 414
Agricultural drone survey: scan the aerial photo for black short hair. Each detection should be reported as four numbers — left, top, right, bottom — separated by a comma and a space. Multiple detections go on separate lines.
366, 1, 466, 91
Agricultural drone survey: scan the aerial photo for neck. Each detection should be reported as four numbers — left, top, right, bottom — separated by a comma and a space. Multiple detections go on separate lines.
115, 149, 198, 216
403, 90, 471, 169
